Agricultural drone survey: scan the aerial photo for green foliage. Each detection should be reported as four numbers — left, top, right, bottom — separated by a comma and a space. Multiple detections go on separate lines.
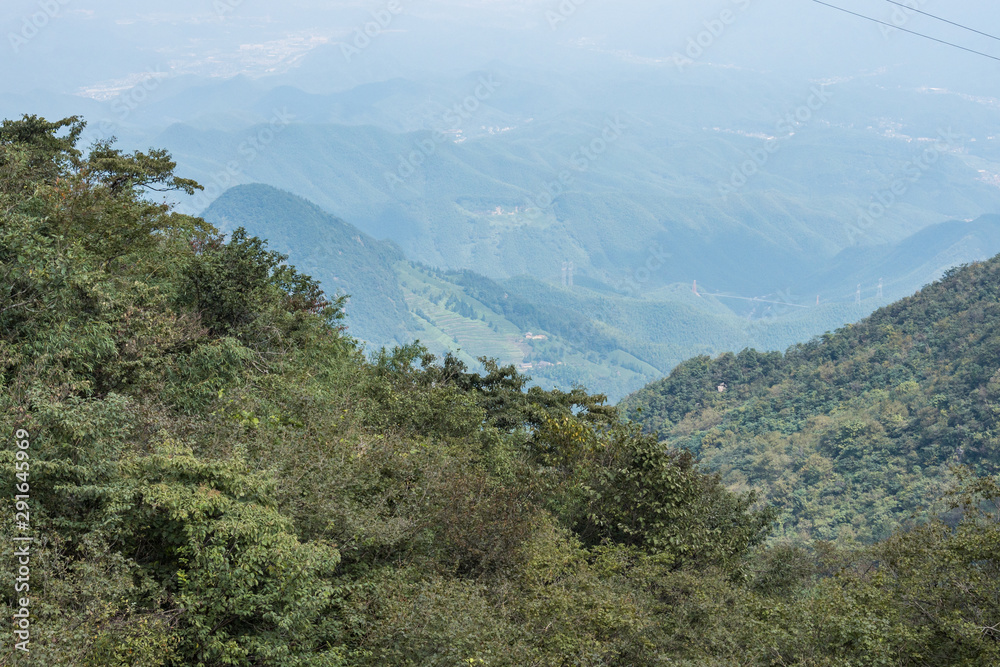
89, 440, 346, 666
4, 114, 1000, 666
864, 472, 1000, 664
0, 114, 83, 182
625, 261, 1000, 541
182, 227, 345, 344
344, 567, 531, 666
579, 425, 776, 573
86, 141, 202, 197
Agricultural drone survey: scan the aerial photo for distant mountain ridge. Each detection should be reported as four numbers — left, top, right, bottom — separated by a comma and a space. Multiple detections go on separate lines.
798, 215, 1000, 303
199, 184, 1000, 405
150, 66, 1000, 303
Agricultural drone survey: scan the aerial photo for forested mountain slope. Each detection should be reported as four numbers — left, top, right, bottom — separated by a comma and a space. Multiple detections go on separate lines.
625, 255, 1000, 542
201, 183, 416, 345
3, 114, 999, 666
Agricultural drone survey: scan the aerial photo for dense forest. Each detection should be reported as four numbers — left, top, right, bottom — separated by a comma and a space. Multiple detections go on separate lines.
624, 256, 1000, 544
1, 115, 999, 665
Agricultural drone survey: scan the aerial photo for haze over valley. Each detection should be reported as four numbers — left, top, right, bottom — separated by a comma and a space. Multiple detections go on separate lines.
6, 0, 1000, 399
4, 3, 1000, 663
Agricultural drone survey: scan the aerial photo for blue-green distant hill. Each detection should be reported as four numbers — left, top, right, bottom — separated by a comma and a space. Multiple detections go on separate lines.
199, 185, 1000, 403
201, 184, 416, 346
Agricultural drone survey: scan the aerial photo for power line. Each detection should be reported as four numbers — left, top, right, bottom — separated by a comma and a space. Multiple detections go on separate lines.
881, 0, 1000, 43
811, 0, 1000, 63
699, 292, 809, 308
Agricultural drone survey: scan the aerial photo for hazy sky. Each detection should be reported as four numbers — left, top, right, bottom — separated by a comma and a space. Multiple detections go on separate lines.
3, 0, 999, 97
